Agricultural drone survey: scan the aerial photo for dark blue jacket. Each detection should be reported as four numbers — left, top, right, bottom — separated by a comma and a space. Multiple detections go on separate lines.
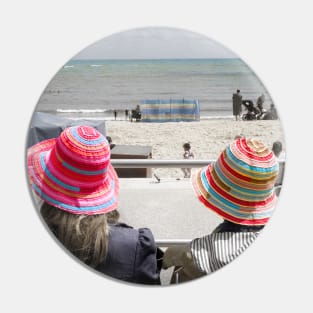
95, 223, 161, 285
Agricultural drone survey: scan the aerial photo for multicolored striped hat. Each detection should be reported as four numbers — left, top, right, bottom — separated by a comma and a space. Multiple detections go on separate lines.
192, 138, 279, 225
27, 125, 119, 215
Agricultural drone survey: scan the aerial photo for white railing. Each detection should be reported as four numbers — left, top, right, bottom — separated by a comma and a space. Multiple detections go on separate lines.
111, 159, 285, 169
111, 159, 214, 168
111, 159, 285, 192
112, 159, 284, 245
112, 158, 285, 284
155, 239, 192, 247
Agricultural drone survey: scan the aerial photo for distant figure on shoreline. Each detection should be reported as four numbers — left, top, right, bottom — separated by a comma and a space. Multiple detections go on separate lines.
261, 103, 278, 120
256, 93, 265, 113
232, 89, 242, 121
181, 142, 194, 178
131, 105, 142, 122
269, 103, 278, 120
114, 110, 117, 120
125, 109, 129, 120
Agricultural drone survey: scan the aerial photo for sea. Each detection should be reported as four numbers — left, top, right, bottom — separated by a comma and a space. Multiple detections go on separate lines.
36, 58, 273, 119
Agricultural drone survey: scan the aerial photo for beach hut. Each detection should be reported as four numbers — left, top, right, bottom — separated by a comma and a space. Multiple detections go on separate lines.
140, 99, 200, 122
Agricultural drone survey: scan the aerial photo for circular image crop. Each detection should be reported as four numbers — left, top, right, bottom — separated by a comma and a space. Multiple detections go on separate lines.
26, 26, 285, 285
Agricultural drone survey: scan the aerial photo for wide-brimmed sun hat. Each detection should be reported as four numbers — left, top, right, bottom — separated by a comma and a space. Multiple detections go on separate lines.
27, 125, 119, 215
192, 138, 279, 226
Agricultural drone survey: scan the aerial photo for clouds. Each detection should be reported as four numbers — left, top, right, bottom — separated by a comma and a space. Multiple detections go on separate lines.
74, 27, 237, 59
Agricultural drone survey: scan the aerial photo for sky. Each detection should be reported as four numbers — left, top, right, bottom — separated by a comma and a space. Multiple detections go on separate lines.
74, 27, 238, 60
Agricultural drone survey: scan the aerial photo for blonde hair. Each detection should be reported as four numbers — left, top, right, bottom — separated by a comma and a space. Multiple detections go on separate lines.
41, 202, 119, 267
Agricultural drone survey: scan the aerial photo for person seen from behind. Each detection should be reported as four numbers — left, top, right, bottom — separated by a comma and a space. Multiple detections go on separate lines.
27, 125, 162, 285
232, 89, 243, 120
256, 94, 265, 112
269, 103, 278, 119
163, 137, 279, 283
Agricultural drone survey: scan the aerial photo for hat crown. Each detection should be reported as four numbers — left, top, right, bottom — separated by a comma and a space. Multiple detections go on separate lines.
217, 138, 278, 190
192, 137, 279, 226
27, 125, 119, 215
52, 126, 110, 184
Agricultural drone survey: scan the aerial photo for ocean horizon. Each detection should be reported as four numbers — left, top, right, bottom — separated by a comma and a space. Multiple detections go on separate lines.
36, 58, 273, 118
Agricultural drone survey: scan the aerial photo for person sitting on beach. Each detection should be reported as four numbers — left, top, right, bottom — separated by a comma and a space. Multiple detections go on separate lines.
162, 137, 279, 283
269, 103, 278, 120
27, 125, 162, 285
242, 100, 260, 120
263, 103, 279, 120
181, 142, 194, 178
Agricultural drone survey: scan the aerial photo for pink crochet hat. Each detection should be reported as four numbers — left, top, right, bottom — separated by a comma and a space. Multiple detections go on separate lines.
27, 125, 119, 215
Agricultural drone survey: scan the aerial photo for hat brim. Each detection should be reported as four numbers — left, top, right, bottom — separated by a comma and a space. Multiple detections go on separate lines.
27, 138, 119, 215
191, 164, 276, 226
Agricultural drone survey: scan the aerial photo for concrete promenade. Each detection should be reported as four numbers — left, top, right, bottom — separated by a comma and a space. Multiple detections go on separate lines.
118, 177, 222, 241
118, 177, 222, 285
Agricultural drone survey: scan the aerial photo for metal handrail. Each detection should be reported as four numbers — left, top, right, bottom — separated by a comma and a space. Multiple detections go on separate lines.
111, 159, 285, 168
111, 159, 214, 168
155, 239, 192, 247
112, 159, 284, 249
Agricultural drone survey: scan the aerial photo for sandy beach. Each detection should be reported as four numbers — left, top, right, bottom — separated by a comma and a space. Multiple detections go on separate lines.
106, 118, 285, 178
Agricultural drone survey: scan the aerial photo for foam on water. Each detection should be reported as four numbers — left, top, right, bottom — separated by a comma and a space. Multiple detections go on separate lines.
38, 58, 273, 116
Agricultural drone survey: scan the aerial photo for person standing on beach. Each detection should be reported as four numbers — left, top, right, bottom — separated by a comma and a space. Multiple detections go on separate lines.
232, 89, 242, 120
256, 94, 265, 112
181, 142, 194, 178
114, 110, 117, 120
162, 138, 279, 283
125, 109, 129, 120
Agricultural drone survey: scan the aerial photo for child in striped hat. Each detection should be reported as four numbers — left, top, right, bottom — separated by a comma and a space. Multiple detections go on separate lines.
163, 137, 279, 282
27, 125, 161, 284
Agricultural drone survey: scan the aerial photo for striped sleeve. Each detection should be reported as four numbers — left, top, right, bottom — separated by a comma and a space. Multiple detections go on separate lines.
190, 232, 259, 274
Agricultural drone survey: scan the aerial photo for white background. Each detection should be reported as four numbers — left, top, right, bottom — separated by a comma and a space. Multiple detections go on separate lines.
1, 0, 312, 312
